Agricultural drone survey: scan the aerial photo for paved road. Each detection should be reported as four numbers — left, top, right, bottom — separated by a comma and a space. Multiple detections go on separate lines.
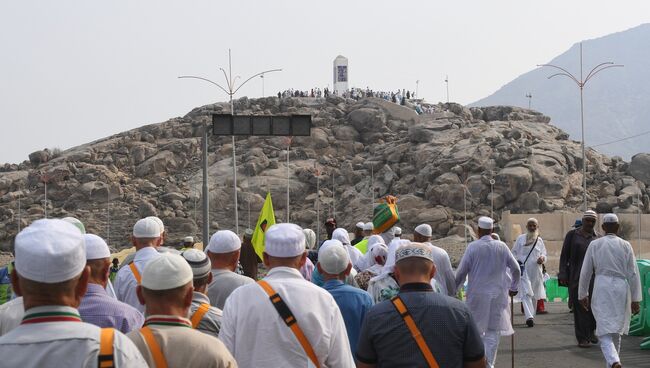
494, 302, 649, 368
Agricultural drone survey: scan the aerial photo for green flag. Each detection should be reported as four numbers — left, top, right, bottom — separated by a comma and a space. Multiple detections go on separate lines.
252, 192, 276, 259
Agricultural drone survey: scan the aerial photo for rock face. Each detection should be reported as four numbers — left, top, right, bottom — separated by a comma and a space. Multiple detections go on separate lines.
0, 96, 647, 251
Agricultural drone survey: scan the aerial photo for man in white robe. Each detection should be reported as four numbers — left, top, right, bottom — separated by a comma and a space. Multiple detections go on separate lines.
579, 214, 642, 368
455, 216, 521, 368
511, 218, 547, 327
413, 224, 456, 296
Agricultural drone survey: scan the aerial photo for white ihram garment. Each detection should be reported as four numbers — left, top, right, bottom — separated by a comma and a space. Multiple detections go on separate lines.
578, 234, 642, 337
511, 234, 547, 319
424, 242, 456, 297
114, 247, 160, 313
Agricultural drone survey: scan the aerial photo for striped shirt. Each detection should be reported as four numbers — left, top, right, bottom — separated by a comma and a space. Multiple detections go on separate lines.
79, 283, 144, 334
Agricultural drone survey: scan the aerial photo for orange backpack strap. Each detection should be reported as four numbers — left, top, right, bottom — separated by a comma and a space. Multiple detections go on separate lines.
129, 263, 142, 285
98, 328, 115, 368
140, 326, 169, 368
391, 296, 439, 368
258, 280, 320, 367
190, 303, 211, 329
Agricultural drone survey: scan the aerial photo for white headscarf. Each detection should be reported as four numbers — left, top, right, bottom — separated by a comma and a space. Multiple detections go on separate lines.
379, 239, 411, 276
332, 228, 351, 245
355, 235, 386, 271
303, 228, 316, 250
363, 243, 389, 275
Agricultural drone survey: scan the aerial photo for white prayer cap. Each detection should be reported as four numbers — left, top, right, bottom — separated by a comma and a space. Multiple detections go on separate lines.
363, 222, 374, 231
84, 234, 111, 260
62, 217, 86, 234
370, 242, 388, 258
141, 252, 193, 290
583, 210, 597, 220
264, 223, 306, 258
319, 239, 343, 256
181, 249, 211, 279
206, 230, 241, 254
367, 235, 385, 248
414, 224, 433, 237
603, 213, 619, 224
393, 227, 402, 236
319, 244, 350, 275
303, 229, 316, 250
332, 228, 351, 245
355, 222, 365, 229
526, 218, 539, 225
146, 216, 165, 233
396, 242, 434, 263
15, 219, 86, 283
183, 236, 194, 243
478, 216, 494, 230
133, 218, 161, 238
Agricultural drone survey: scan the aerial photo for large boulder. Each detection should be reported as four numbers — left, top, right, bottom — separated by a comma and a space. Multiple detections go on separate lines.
494, 166, 532, 202
347, 108, 386, 133
628, 153, 650, 185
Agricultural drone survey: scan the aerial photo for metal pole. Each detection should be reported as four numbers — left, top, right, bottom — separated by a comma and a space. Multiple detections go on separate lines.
332, 172, 336, 219
17, 192, 21, 232
511, 295, 515, 368
638, 192, 642, 258
416, 80, 419, 99
202, 126, 209, 244
44, 180, 48, 218
490, 179, 495, 219
445, 75, 449, 103
464, 184, 468, 246
580, 43, 587, 211
286, 139, 290, 223
247, 166, 251, 230
107, 188, 110, 245
316, 169, 320, 245
371, 165, 375, 218
261, 74, 265, 97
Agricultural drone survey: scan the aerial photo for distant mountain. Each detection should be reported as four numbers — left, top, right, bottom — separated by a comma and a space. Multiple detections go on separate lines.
471, 24, 650, 160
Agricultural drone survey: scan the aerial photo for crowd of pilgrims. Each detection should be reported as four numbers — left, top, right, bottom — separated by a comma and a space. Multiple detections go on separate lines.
278, 87, 417, 104
0, 209, 642, 368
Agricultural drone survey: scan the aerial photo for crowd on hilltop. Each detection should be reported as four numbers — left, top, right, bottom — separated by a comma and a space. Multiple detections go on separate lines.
277, 87, 417, 104
0, 206, 641, 367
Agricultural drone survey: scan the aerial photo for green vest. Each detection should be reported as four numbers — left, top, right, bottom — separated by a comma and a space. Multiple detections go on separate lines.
354, 239, 369, 254
0, 263, 14, 305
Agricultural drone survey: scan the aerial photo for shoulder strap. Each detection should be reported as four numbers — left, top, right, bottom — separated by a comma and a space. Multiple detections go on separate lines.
391, 296, 439, 368
258, 280, 320, 367
98, 328, 115, 368
190, 303, 211, 329
129, 263, 142, 285
523, 237, 540, 265
140, 326, 169, 368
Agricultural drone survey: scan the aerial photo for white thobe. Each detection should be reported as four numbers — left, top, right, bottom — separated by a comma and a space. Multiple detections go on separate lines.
220, 266, 354, 368
0, 296, 23, 336
424, 242, 456, 297
511, 234, 547, 319
455, 235, 521, 336
114, 246, 160, 313
578, 234, 642, 337
346, 245, 363, 268
0, 305, 146, 368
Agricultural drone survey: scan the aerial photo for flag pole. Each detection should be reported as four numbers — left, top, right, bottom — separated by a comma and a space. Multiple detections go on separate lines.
511, 295, 515, 368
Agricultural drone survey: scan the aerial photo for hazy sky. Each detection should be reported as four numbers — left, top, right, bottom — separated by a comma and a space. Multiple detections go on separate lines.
2, 1, 649, 164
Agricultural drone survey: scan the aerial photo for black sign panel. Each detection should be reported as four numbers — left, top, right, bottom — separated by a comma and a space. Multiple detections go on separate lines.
212, 114, 312, 137
291, 115, 312, 136
272, 116, 291, 136
252, 116, 272, 135
212, 114, 233, 135
232, 115, 252, 135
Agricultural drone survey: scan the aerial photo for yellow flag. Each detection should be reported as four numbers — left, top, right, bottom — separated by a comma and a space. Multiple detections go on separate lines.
252, 192, 276, 259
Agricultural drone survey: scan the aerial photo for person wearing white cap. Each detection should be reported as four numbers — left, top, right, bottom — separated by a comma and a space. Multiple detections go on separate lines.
181, 236, 195, 250
392, 226, 402, 238
510, 218, 547, 327
413, 224, 456, 297
332, 227, 363, 266
146, 216, 166, 245
351, 222, 366, 246
0, 219, 147, 367
220, 223, 354, 367
367, 238, 410, 303
559, 209, 599, 347
354, 222, 375, 254
319, 245, 373, 358
180, 249, 224, 339
79, 234, 144, 333
357, 243, 486, 368
114, 217, 163, 313
205, 230, 255, 310
311, 239, 359, 288
354, 240, 388, 291
127, 253, 236, 367
454, 216, 521, 368
578, 214, 642, 368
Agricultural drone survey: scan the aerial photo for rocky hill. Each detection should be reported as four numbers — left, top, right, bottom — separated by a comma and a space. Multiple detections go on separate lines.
1, 96, 649, 254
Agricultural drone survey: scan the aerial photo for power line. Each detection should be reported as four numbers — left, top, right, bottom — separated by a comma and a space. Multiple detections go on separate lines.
590, 129, 650, 148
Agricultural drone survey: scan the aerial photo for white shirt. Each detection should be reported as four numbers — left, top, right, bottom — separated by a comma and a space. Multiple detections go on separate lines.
578, 234, 642, 336
511, 234, 547, 300
0, 296, 24, 336
455, 235, 521, 335
0, 305, 146, 368
423, 242, 456, 297
220, 266, 354, 367
114, 246, 160, 312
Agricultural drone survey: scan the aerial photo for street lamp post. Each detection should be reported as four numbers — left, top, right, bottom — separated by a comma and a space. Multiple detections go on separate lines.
444, 75, 449, 104
525, 93, 533, 109
415, 80, 420, 99
179, 49, 281, 237
538, 42, 623, 211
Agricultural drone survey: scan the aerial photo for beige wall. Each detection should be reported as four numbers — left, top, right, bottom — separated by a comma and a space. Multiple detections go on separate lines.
501, 211, 650, 275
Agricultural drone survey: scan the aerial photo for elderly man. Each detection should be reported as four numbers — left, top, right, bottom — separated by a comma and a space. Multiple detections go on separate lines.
357, 243, 486, 368
319, 245, 373, 357
220, 223, 354, 367
455, 216, 521, 368
114, 218, 162, 312
239, 229, 260, 280
206, 230, 255, 310
0, 219, 146, 367
578, 214, 642, 368
413, 224, 456, 297
128, 253, 236, 367
79, 234, 144, 333
511, 218, 547, 327
559, 210, 599, 347
181, 249, 223, 338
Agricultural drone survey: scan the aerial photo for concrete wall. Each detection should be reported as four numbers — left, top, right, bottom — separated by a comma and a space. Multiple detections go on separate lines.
501, 211, 650, 275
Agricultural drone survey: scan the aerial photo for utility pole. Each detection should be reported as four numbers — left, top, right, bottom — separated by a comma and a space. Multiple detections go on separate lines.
525, 93, 533, 109
179, 49, 282, 236
286, 137, 291, 223
538, 42, 623, 211
315, 164, 321, 245
415, 80, 420, 99
444, 75, 449, 103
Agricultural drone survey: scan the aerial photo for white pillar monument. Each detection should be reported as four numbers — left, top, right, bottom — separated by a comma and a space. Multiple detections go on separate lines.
333, 55, 348, 95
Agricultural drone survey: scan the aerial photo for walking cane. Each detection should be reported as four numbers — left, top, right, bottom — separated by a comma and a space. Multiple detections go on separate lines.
510, 295, 515, 368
